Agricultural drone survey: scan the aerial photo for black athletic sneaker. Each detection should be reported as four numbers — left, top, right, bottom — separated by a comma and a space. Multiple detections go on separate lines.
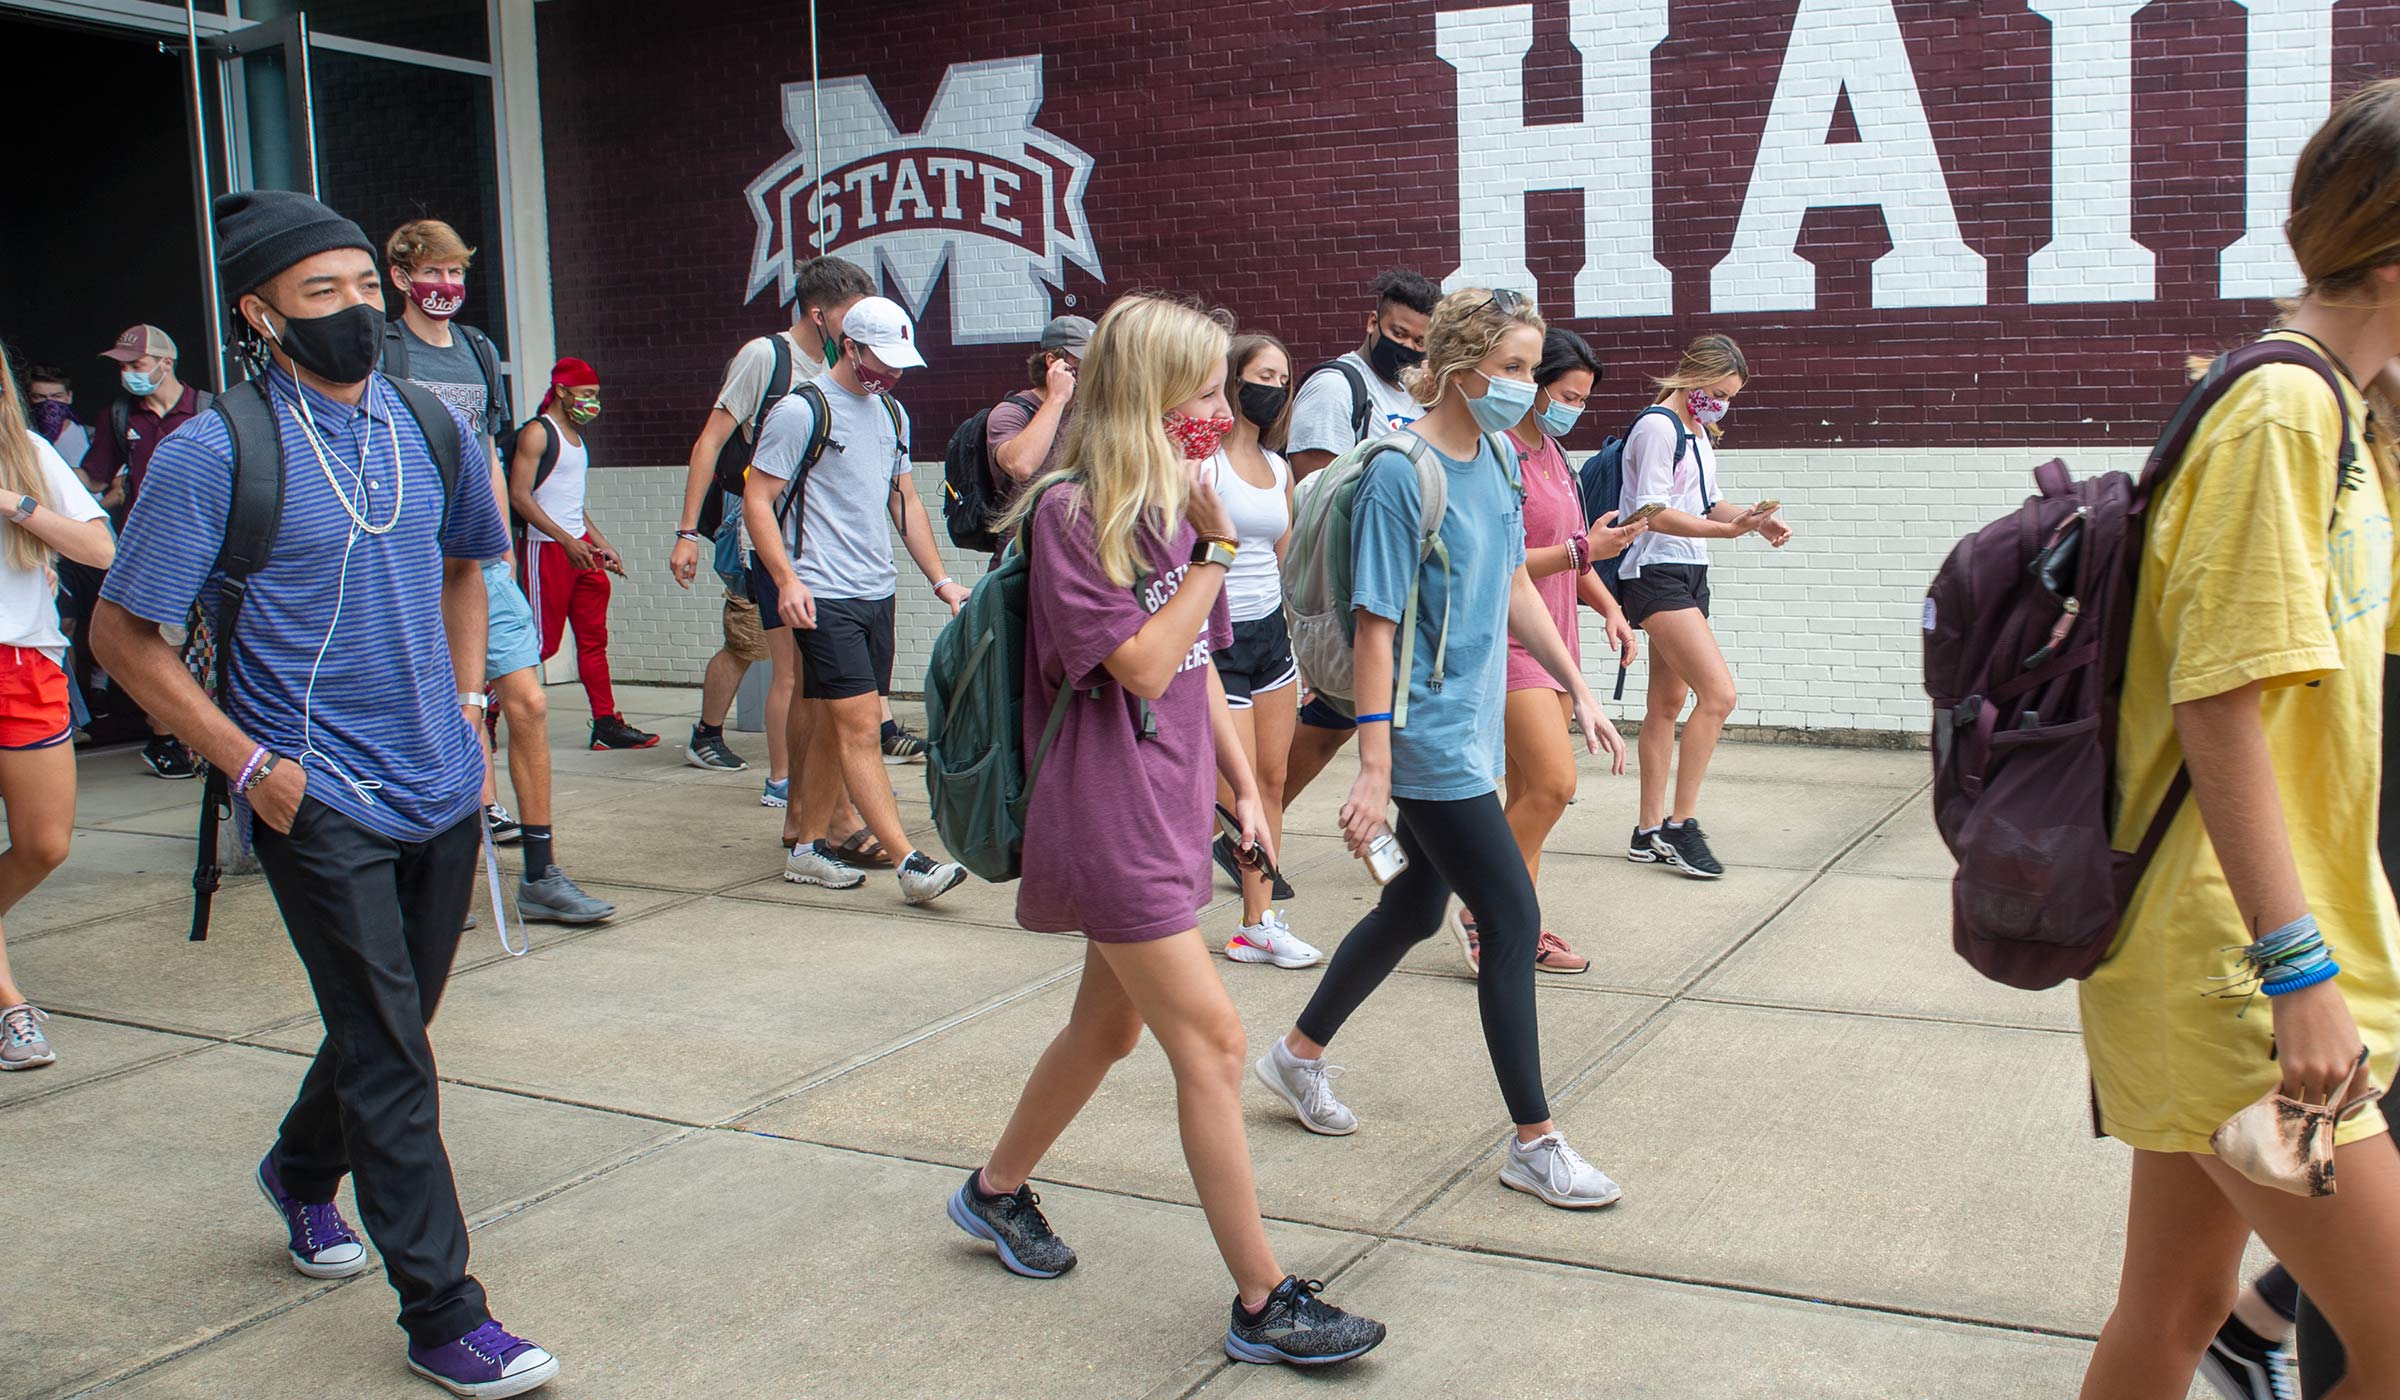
1651, 820, 1725, 879
589, 714, 659, 750
1214, 832, 1295, 901
1627, 825, 1661, 864
881, 723, 928, 765
1223, 1276, 1387, 1367
685, 725, 747, 772
485, 803, 522, 845
2199, 1316, 2297, 1400
142, 735, 200, 780
946, 1169, 1077, 1279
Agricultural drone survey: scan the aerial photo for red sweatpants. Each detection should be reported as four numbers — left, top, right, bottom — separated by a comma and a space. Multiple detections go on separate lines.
519, 532, 617, 719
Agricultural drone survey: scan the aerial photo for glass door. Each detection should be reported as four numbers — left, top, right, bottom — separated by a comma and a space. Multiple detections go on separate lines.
184, 12, 321, 388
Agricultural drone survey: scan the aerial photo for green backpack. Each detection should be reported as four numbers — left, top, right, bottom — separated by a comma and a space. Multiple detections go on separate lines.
1280, 428, 1518, 727
923, 481, 1153, 884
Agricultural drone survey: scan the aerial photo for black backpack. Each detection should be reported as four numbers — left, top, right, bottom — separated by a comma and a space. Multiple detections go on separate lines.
1577, 405, 1708, 595
499, 413, 564, 540
377, 319, 510, 439
942, 391, 1039, 553
187, 373, 464, 942
110, 389, 217, 465
1302, 358, 1375, 442
696, 334, 799, 540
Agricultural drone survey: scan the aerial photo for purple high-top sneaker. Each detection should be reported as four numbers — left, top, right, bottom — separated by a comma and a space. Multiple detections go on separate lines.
255, 1153, 371, 1279
407, 1319, 559, 1398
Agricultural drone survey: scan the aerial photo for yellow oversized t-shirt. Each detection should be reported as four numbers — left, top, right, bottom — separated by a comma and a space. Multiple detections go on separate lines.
2082, 334, 2400, 1154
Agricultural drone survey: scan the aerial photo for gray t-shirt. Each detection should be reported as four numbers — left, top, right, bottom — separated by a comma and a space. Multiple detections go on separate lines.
751, 371, 912, 600
398, 324, 494, 435
1287, 351, 1422, 463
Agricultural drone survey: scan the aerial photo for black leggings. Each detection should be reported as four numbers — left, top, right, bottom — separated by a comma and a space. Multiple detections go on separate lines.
1294, 792, 1549, 1126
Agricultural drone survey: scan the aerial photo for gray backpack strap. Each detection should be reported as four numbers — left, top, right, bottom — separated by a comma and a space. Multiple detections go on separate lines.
1370, 434, 1450, 729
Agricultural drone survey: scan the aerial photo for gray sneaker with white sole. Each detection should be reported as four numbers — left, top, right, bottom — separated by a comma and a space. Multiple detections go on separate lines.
516, 871, 616, 924
1499, 1131, 1623, 1208
0, 1003, 54, 1070
785, 841, 865, 889
1254, 1043, 1357, 1135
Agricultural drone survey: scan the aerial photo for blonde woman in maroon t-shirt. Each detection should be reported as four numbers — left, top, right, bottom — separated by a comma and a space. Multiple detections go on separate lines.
945, 295, 1386, 1367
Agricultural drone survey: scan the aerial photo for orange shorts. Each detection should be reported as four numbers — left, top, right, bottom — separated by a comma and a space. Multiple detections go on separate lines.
0, 648, 72, 750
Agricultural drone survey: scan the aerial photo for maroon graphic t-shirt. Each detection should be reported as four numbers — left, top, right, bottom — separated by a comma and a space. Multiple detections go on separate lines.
1017, 484, 1232, 942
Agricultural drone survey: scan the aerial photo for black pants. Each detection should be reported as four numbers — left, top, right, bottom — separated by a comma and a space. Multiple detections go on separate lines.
1295, 792, 1549, 1125
253, 796, 489, 1348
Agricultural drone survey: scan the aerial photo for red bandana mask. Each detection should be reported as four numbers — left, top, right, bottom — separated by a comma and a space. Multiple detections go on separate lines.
1163, 411, 1236, 461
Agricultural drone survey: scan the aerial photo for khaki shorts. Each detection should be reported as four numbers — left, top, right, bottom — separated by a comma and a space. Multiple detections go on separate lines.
722, 589, 769, 664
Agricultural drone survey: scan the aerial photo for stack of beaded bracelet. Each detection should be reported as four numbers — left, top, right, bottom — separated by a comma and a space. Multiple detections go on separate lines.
232, 746, 280, 797
2211, 912, 2340, 1014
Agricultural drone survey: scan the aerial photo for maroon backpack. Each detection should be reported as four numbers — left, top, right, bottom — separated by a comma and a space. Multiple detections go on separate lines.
1923, 337, 2359, 990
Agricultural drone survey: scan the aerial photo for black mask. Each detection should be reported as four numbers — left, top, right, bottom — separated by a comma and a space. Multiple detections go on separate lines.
1366, 331, 1424, 384
261, 300, 382, 385
1238, 381, 1288, 430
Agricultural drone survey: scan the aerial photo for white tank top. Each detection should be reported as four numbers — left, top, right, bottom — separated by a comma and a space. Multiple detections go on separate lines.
530, 415, 590, 538
1211, 447, 1290, 624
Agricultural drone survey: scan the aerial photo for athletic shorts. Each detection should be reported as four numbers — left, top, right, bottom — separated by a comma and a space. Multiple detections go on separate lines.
483, 560, 542, 681
1621, 563, 1711, 627
0, 647, 73, 750
1214, 612, 1299, 709
1299, 695, 1356, 731
793, 595, 897, 701
721, 588, 768, 665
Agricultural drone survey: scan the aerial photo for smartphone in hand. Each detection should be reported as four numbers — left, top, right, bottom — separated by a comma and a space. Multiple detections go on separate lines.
1214, 803, 1284, 890
1363, 830, 1408, 885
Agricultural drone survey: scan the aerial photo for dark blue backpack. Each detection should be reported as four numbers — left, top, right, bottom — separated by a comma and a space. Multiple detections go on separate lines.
1577, 404, 1712, 598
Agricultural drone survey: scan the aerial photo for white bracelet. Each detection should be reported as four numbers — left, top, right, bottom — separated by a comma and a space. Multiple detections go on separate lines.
459, 692, 490, 710
932, 577, 956, 593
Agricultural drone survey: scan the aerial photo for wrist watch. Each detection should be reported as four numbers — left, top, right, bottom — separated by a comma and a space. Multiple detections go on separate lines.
1191, 536, 1237, 571
9, 495, 34, 523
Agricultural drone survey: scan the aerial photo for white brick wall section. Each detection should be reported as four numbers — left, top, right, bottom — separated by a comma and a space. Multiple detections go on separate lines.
584, 445, 2152, 737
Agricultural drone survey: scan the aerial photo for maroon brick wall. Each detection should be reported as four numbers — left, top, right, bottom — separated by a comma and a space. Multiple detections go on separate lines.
535, 0, 2400, 464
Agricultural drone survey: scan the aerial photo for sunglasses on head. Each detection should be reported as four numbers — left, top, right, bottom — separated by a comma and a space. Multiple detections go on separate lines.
1478, 288, 1530, 318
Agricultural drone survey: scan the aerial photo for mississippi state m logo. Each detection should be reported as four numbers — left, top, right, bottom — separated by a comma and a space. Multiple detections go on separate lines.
745, 56, 1102, 345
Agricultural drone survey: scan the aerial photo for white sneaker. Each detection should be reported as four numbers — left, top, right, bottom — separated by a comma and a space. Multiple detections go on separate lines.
784, 841, 865, 889
898, 852, 967, 905
1226, 911, 1322, 968
1254, 1041, 1358, 1136
1499, 1132, 1623, 1209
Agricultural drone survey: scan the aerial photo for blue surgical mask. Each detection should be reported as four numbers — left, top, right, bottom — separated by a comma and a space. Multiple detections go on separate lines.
1536, 397, 1583, 438
121, 368, 158, 397
1467, 373, 1537, 433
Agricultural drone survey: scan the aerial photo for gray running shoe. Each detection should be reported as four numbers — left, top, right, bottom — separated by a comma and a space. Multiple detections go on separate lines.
516, 871, 616, 924
1224, 1276, 1387, 1366
946, 1169, 1077, 1278
1254, 1044, 1357, 1136
0, 1002, 54, 1070
898, 851, 966, 905
785, 840, 865, 889
1499, 1131, 1623, 1209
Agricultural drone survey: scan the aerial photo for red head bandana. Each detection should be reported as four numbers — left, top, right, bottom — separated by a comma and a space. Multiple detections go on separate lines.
540, 356, 600, 414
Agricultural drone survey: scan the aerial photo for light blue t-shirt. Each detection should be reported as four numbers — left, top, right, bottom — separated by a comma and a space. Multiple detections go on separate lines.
1350, 433, 1525, 801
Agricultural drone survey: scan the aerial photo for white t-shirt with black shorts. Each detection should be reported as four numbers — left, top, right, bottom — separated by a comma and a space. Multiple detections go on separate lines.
1206, 447, 1297, 708
748, 372, 911, 701
1616, 408, 1720, 627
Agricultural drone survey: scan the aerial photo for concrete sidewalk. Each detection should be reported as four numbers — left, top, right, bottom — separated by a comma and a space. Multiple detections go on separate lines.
5, 685, 2219, 1399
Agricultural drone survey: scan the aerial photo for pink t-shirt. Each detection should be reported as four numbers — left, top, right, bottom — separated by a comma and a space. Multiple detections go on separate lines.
1017, 484, 1233, 942
1505, 431, 1581, 694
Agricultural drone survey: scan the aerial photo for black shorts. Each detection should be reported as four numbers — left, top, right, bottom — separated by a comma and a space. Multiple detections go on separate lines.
1213, 612, 1299, 709
792, 594, 897, 701
1298, 695, 1356, 731
1621, 563, 1711, 627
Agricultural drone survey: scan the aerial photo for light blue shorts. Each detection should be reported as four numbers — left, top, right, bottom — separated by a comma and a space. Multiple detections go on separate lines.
484, 559, 542, 681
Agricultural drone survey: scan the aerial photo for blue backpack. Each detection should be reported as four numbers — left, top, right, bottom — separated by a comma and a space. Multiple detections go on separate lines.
1577, 404, 1712, 598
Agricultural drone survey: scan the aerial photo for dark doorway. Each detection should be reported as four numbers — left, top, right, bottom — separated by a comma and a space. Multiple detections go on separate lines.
0, 14, 208, 410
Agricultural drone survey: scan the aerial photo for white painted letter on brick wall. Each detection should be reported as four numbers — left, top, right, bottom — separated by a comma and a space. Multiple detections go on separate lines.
2221, 0, 2337, 299
1437, 0, 1673, 318
2027, 0, 2154, 303
1710, 0, 1987, 313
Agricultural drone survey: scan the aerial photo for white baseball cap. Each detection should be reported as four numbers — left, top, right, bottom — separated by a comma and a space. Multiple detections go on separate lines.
841, 295, 926, 369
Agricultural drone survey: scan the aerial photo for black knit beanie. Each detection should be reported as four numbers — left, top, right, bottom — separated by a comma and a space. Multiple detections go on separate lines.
212, 190, 376, 303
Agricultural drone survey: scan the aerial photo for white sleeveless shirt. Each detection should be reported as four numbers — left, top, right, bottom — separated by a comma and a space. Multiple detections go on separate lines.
1210, 447, 1290, 623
